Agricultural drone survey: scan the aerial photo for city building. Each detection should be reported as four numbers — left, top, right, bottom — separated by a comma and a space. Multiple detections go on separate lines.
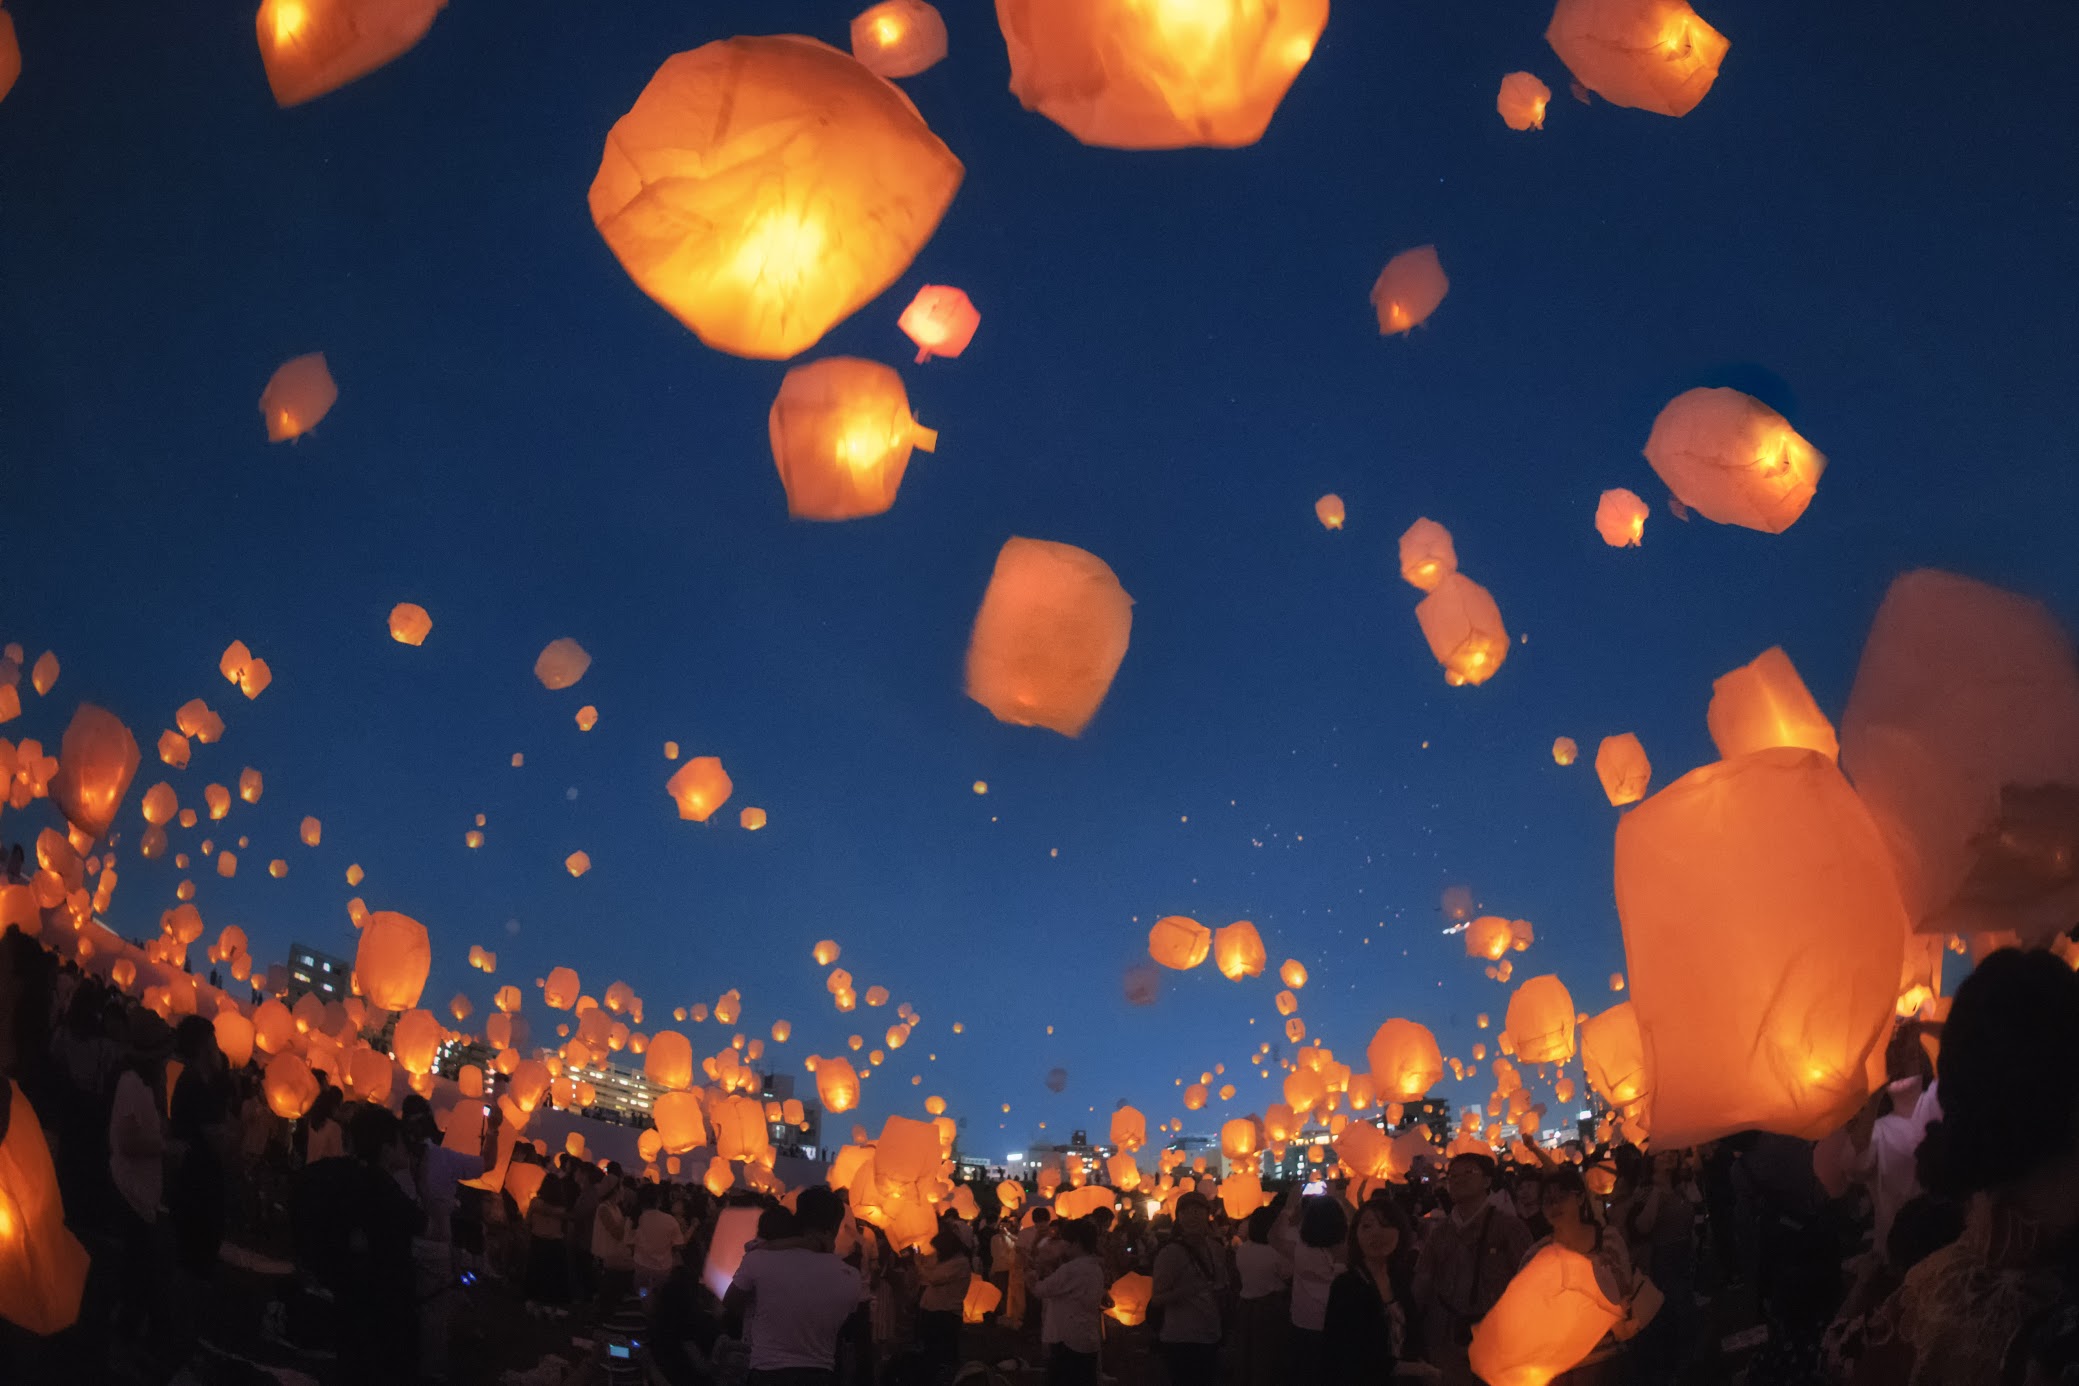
284, 941, 348, 1001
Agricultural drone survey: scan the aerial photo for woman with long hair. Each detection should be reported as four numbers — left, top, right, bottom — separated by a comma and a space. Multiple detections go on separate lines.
1323, 1193, 1419, 1382
916, 1220, 972, 1383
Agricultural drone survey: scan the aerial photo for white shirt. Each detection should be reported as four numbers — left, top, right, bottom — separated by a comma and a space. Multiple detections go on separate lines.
1034, 1254, 1105, 1353
1289, 1245, 1336, 1331
109, 1070, 163, 1221
632, 1208, 684, 1272
1234, 1241, 1292, 1300
732, 1246, 864, 1373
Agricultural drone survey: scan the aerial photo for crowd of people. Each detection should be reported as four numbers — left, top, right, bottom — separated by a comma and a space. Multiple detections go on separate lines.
4, 918, 2079, 1386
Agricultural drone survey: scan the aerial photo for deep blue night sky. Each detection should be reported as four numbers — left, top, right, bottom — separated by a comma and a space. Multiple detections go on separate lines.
4, 0, 2076, 1158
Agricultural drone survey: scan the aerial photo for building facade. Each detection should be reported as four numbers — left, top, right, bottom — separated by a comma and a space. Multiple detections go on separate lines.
284, 941, 349, 1001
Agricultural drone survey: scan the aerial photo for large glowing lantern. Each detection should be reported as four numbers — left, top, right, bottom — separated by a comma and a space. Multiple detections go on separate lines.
769, 358, 938, 521
1579, 1002, 1647, 1111
1106, 1270, 1154, 1326
258, 352, 337, 442
962, 1275, 1002, 1325
1497, 71, 1551, 130
817, 1056, 862, 1114
897, 285, 979, 363
645, 1031, 694, 1091
392, 1009, 443, 1075
1469, 1243, 1625, 1386
1147, 915, 1211, 970
1110, 1105, 1146, 1153
1546, 0, 1726, 118
1840, 569, 2079, 947
995, 0, 1327, 150
1333, 1118, 1391, 1178
1397, 518, 1457, 592
1708, 646, 1837, 761
1220, 1169, 1263, 1220
1594, 488, 1648, 547
653, 1091, 707, 1153
1372, 246, 1449, 336
589, 36, 963, 361
213, 1010, 256, 1070
1213, 920, 1267, 979
354, 911, 431, 1011
851, 1, 948, 77
0, 11, 17, 106
1595, 733, 1651, 806
965, 537, 1134, 738
0, 1081, 91, 1335
1416, 573, 1508, 687
1505, 976, 1577, 1065
264, 1052, 320, 1119
710, 1094, 771, 1163
254, 0, 444, 107
49, 704, 140, 840
665, 756, 734, 822
1367, 1019, 1443, 1103
1615, 747, 1906, 1146
1642, 387, 1824, 534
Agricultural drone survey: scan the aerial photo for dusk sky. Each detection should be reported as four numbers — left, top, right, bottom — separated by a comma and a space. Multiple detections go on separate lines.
4, 0, 2076, 1159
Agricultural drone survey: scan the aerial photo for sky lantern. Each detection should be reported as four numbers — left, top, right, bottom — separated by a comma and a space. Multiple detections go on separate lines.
965, 537, 1134, 738
897, 284, 979, 362
392, 1009, 443, 1075
996, 0, 1327, 150
1416, 573, 1509, 687
0, 1081, 91, 1335
1552, 737, 1578, 767
355, 911, 430, 1011
653, 1092, 706, 1154
204, 784, 232, 820
739, 806, 767, 831
1368, 1019, 1443, 1103
1313, 494, 1345, 530
1595, 733, 1652, 806
48, 705, 140, 841
1469, 1243, 1625, 1386
253, 0, 444, 107
851, 1, 947, 79
814, 940, 841, 966
28, 652, 57, 697
1279, 959, 1308, 990
1497, 71, 1552, 129
1147, 915, 1211, 970
388, 603, 432, 645
817, 1057, 862, 1114
1506, 976, 1578, 1064
962, 1276, 1003, 1326
1396, 518, 1457, 592
1212, 920, 1266, 979
534, 638, 590, 690
1616, 747, 1907, 1147
218, 640, 272, 699
712, 1094, 771, 1164
0, 10, 16, 105
1465, 916, 1513, 961
661, 758, 734, 822
213, 1010, 255, 1069
257, 352, 337, 442
769, 358, 938, 521
175, 699, 224, 744
644, 1031, 695, 1092
1708, 646, 1838, 761
1594, 488, 1649, 547
565, 851, 591, 877
1841, 570, 2079, 947
1580, 1001, 1647, 1111
1110, 1105, 1146, 1153
1643, 387, 1825, 534
157, 731, 190, 769
589, 36, 963, 361
238, 768, 264, 804
1545, 0, 1728, 118
494, 985, 520, 1013
1371, 246, 1449, 335
263, 1052, 320, 1119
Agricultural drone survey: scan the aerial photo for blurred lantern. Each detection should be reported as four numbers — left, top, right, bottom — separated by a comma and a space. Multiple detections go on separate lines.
711, 1094, 771, 1163
388, 603, 432, 645
157, 731, 190, 769
1220, 1117, 1259, 1162
1468, 1243, 1625, 1386
448, 993, 471, 1023
897, 285, 979, 363
1552, 737, 1578, 767
0, 11, 16, 106
141, 782, 177, 827
213, 1010, 255, 1070
1110, 1105, 1146, 1152
1497, 71, 1551, 129
204, 785, 232, 821
392, 1010, 442, 1075
257, 352, 337, 441
1283, 1018, 1306, 1044
49, 705, 140, 840
1708, 646, 1838, 761
1595, 488, 1649, 547
238, 768, 264, 804
1506, 975, 1578, 1064
1220, 1170, 1263, 1221
1274, 990, 1298, 1017
1416, 573, 1509, 687
175, 699, 224, 743
1595, 734, 1652, 807
1213, 920, 1267, 980
1147, 915, 1211, 970
0, 1080, 91, 1335
218, 640, 272, 699
1465, 916, 1512, 962
851, 1, 947, 78
1314, 494, 1345, 530
962, 1275, 1002, 1325
1397, 519, 1457, 592
264, 1052, 320, 1119
814, 940, 841, 966
1183, 1083, 1207, 1111
253, 0, 444, 107
740, 807, 767, 831
1368, 1019, 1443, 1103
1545, 0, 1728, 118
965, 537, 1134, 737
534, 639, 591, 690
589, 36, 963, 360
666, 756, 734, 821
769, 358, 937, 521
1615, 747, 1907, 1146
1105, 1270, 1155, 1326
565, 851, 591, 878
653, 1092, 706, 1153
1279, 959, 1307, 990
996, 0, 1327, 150
354, 912, 431, 1011
1371, 246, 1449, 335
1642, 387, 1824, 533
817, 1056, 862, 1113
1580, 1002, 1647, 1111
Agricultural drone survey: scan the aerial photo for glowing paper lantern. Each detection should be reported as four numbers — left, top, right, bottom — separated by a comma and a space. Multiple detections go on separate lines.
665, 756, 734, 822
48, 705, 140, 840
1213, 920, 1267, 980
589, 36, 963, 361
1708, 646, 1838, 761
1594, 488, 1648, 547
258, 352, 337, 442
1110, 1105, 1146, 1153
0, 12, 16, 106
962, 1275, 1001, 1325
0, 1081, 91, 1335
995, 0, 1327, 150
1314, 494, 1345, 530
769, 358, 938, 521
1595, 734, 1651, 806
817, 1056, 862, 1113
1642, 387, 1824, 534
565, 851, 591, 878
739, 806, 767, 831
388, 603, 432, 645
965, 537, 1134, 738
1497, 71, 1552, 129
1465, 916, 1512, 962
1147, 915, 1211, 970
1220, 1169, 1263, 1220
653, 1092, 706, 1154
1469, 1243, 1624, 1386
851, 1, 947, 78
645, 1031, 694, 1092
219, 640, 272, 699
1397, 518, 1457, 592
1552, 737, 1578, 767
897, 284, 979, 362
710, 1094, 771, 1164
157, 731, 190, 769
1416, 573, 1509, 687
1372, 246, 1449, 335
263, 1052, 320, 1119
1545, 0, 1729, 118
1368, 1019, 1443, 1103
392, 1009, 442, 1075
239, 768, 264, 804
253, 0, 445, 108
175, 699, 224, 744
534, 639, 590, 690
354, 911, 431, 1011
1615, 747, 1906, 1146
1579, 1001, 1647, 1110
1505, 975, 1577, 1065
1279, 959, 1308, 990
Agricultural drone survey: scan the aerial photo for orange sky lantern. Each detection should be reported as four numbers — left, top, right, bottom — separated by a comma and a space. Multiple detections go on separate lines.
965, 537, 1134, 738
0, 11, 17, 106
666, 756, 733, 822
646, 1031, 694, 1092
0, 1080, 91, 1335
1147, 915, 1211, 970
1546, 0, 1729, 118
1465, 915, 1512, 962
1594, 488, 1649, 547
1396, 518, 1457, 592
219, 640, 272, 699
534, 639, 590, 690
47, 705, 139, 841
258, 352, 337, 441
1643, 387, 1824, 533
388, 602, 432, 645
1469, 1243, 1625, 1386
1505, 975, 1578, 1065
1595, 733, 1652, 806
1372, 246, 1449, 335
1416, 573, 1508, 687
175, 699, 224, 744
1314, 494, 1345, 530
1212, 920, 1266, 980
1367, 1019, 1443, 1103
1497, 71, 1552, 130
851, 1, 947, 78
770, 358, 938, 521
392, 1009, 442, 1075
1580, 1001, 1648, 1111
739, 806, 767, 831
355, 911, 430, 1011
254, 0, 445, 107
590, 36, 962, 361
1708, 646, 1839, 761
897, 284, 979, 362
263, 1052, 320, 1119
